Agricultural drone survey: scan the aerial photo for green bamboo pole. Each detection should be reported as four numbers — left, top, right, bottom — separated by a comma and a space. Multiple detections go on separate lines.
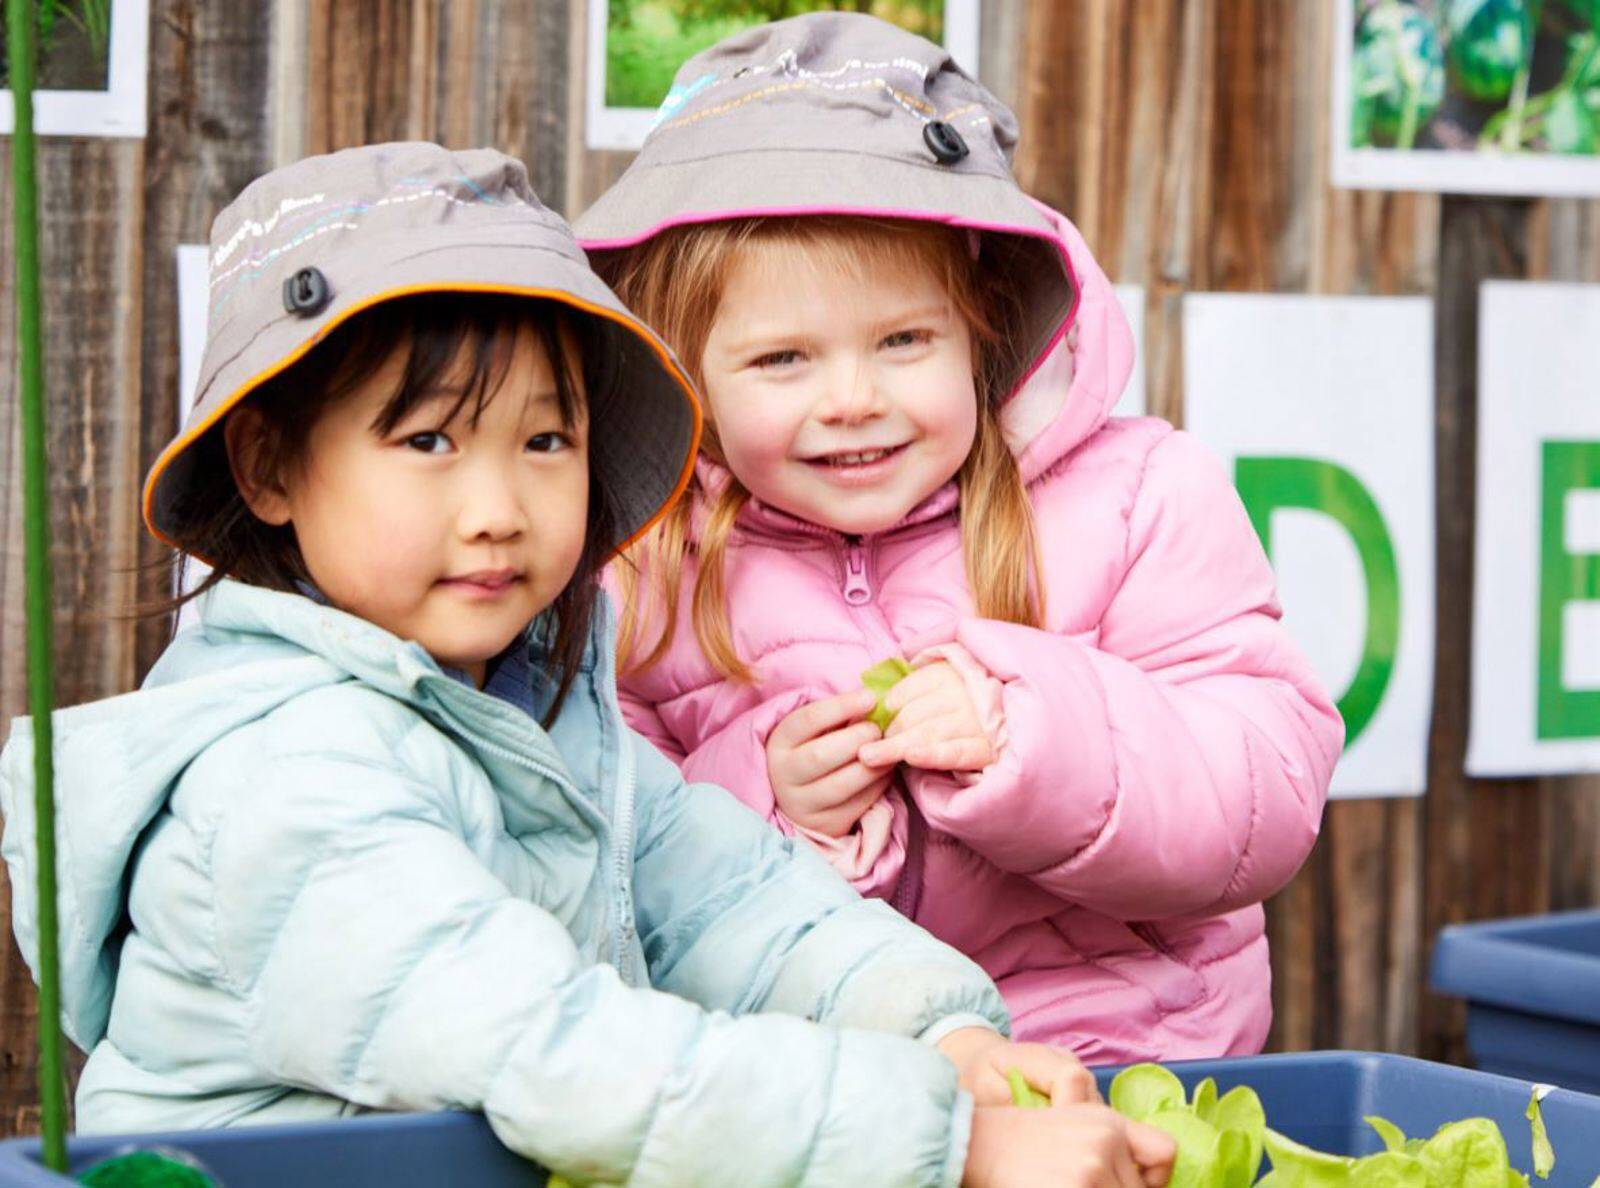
6, 0, 69, 1172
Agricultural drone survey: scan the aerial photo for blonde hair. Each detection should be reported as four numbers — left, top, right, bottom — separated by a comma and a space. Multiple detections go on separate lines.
606, 216, 1045, 681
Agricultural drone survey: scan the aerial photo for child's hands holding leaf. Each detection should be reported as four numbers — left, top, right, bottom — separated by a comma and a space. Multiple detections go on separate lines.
936, 1026, 1100, 1108
859, 659, 999, 774
965, 1104, 1176, 1188
766, 688, 892, 837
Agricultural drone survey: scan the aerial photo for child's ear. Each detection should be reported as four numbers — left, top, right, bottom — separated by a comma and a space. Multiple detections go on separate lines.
223, 405, 293, 526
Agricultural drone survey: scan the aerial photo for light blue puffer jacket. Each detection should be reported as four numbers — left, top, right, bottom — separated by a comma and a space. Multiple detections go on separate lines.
0, 580, 1008, 1186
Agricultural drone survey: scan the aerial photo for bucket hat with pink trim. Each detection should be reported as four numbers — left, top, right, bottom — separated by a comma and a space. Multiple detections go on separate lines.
574, 12, 1078, 397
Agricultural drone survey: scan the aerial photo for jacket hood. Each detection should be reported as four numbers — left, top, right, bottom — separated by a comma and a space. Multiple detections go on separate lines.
1002, 204, 1136, 484
0, 581, 612, 1049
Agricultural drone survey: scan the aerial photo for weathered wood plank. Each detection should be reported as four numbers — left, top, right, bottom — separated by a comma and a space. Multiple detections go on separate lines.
295, 0, 570, 207
0, 134, 147, 1136
0, 0, 276, 1137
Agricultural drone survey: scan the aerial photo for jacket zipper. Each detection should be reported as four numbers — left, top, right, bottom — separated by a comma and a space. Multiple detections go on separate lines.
608, 697, 639, 981
842, 542, 872, 606
839, 536, 928, 921
427, 680, 639, 982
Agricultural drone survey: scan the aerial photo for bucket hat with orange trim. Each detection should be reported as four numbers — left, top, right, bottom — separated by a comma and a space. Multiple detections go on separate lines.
145, 141, 702, 560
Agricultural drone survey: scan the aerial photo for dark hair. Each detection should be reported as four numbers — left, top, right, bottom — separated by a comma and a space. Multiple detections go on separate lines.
165, 291, 621, 723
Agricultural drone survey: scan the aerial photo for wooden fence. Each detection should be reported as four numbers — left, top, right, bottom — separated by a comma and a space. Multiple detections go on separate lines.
0, 0, 1596, 1135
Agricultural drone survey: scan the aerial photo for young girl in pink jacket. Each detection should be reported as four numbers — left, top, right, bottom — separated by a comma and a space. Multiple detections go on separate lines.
576, 13, 1343, 1065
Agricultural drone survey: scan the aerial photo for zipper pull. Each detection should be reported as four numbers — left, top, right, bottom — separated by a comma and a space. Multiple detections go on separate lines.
842, 543, 872, 606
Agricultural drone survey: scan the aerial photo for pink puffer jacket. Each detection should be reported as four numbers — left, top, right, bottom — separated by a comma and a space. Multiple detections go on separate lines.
608, 205, 1343, 1063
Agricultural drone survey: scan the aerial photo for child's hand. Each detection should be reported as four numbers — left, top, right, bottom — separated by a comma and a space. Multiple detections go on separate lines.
857, 660, 997, 773
766, 688, 892, 837
965, 1104, 1176, 1188
936, 1027, 1099, 1107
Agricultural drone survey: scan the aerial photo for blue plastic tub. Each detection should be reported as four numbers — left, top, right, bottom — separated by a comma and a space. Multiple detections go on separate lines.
0, 1051, 1595, 1185
1430, 909, 1600, 1094
0, 1110, 548, 1186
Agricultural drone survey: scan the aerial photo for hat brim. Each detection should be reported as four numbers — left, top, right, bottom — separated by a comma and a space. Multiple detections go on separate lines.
146, 257, 702, 563
575, 147, 1080, 398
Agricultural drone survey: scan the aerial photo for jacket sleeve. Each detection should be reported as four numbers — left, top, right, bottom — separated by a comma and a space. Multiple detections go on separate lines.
908, 429, 1343, 921
674, 693, 909, 900
629, 734, 1002, 1039
216, 739, 984, 1188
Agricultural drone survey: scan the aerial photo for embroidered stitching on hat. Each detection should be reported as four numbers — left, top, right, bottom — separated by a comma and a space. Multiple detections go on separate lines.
681, 49, 930, 103
653, 72, 717, 126
658, 75, 939, 131
207, 176, 526, 318
655, 50, 940, 125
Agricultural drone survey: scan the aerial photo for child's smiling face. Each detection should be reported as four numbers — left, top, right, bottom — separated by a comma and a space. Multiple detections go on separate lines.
230, 322, 589, 685
698, 243, 979, 537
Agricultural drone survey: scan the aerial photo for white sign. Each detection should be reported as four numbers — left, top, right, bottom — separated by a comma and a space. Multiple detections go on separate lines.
175, 245, 210, 628
1184, 294, 1436, 798
177, 244, 209, 415
585, 0, 981, 151
1468, 282, 1600, 777
1111, 284, 1147, 419
0, 0, 149, 138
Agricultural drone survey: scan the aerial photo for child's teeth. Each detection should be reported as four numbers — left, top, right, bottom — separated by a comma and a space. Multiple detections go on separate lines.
836, 449, 889, 465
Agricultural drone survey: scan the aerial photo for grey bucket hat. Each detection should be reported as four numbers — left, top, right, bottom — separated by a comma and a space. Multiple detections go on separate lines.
574, 11, 1078, 397
145, 141, 702, 558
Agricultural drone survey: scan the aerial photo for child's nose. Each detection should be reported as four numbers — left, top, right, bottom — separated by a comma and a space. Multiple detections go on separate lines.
456, 466, 528, 542
817, 360, 885, 425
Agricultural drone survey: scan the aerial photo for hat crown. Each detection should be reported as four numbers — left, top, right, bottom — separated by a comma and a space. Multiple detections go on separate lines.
644, 11, 1020, 173
204, 142, 579, 331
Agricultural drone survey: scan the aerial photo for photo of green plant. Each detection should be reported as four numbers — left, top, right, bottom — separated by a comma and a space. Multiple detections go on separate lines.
0, 0, 111, 91
1349, 0, 1599, 154
604, 0, 946, 110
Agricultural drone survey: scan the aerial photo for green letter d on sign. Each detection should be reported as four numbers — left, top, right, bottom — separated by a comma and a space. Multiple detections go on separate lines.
1235, 458, 1400, 748
1538, 441, 1600, 740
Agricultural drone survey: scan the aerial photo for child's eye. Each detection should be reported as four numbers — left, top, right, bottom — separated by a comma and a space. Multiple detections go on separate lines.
526, 432, 572, 453
881, 329, 933, 350
751, 348, 804, 369
404, 431, 453, 454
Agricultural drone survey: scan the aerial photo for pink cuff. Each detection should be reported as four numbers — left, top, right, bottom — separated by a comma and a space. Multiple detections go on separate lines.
786, 788, 907, 882
910, 640, 1008, 784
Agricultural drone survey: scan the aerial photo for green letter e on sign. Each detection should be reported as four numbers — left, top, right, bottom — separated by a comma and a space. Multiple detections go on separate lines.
1538, 441, 1600, 739
1236, 457, 1400, 748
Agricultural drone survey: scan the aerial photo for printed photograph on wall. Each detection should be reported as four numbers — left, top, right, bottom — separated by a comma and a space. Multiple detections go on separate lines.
1332, 0, 1600, 196
0, 0, 148, 137
586, 0, 981, 150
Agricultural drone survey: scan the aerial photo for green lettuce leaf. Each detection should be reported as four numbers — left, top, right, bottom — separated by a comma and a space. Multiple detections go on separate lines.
1149, 1109, 1228, 1188
1110, 1063, 1187, 1123
1526, 1087, 1554, 1180
1264, 1127, 1356, 1188
1351, 1151, 1428, 1188
1417, 1119, 1513, 1188
1366, 1117, 1409, 1154
1006, 1066, 1049, 1109
861, 658, 912, 732
1210, 1085, 1268, 1179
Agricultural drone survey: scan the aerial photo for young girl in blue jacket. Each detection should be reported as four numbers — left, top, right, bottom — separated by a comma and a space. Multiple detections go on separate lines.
0, 143, 1172, 1188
